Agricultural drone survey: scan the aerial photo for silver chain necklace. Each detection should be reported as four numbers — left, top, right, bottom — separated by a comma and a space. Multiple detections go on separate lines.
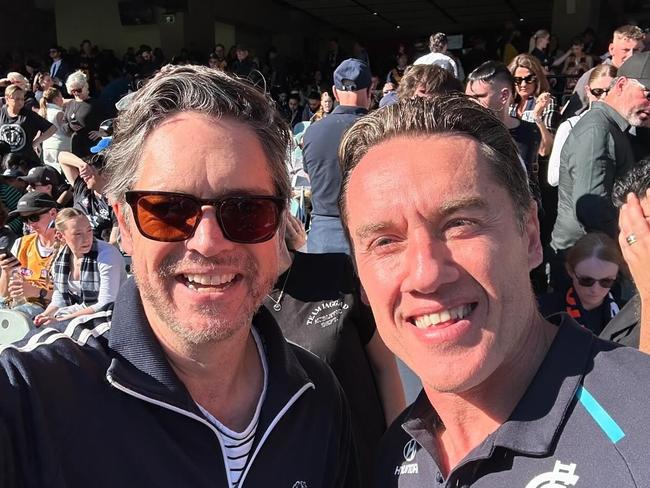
266, 261, 294, 312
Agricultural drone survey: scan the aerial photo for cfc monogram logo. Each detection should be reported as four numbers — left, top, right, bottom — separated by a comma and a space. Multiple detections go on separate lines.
403, 439, 418, 462
292, 482, 308, 488
525, 461, 579, 488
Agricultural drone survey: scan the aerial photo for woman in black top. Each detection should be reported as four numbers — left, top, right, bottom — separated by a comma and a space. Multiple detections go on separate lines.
62, 71, 103, 158
539, 232, 625, 335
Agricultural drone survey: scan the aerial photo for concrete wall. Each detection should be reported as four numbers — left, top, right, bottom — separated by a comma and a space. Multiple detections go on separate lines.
55, 0, 161, 54
551, 0, 601, 47
52, 0, 356, 64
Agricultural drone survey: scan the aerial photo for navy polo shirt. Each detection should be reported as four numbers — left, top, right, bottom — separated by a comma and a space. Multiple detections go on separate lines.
302, 105, 368, 217
376, 315, 650, 487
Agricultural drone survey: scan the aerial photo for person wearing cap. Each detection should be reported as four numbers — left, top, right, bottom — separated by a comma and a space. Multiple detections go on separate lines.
59, 146, 118, 244
19, 165, 70, 205
551, 51, 650, 291
302, 58, 372, 254
0, 191, 58, 318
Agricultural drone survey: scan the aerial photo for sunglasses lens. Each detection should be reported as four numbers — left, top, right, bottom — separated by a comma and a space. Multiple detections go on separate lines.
219, 198, 281, 243
577, 277, 596, 287
133, 194, 200, 242
591, 88, 606, 97
577, 276, 615, 288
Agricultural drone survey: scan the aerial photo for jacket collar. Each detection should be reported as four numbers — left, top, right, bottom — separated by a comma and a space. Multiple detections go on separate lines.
591, 101, 631, 133
403, 316, 594, 465
331, 105, 368, 116
107, 278, 315, 417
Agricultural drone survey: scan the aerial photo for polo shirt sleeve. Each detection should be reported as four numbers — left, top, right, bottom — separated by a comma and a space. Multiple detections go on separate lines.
570, 125, 618, 237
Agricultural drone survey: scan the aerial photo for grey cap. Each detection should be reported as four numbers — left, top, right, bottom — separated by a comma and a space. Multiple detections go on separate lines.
618, 52, 650, 89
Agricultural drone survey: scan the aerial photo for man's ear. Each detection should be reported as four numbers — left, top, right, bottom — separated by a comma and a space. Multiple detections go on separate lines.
113, 201, 133, 255
332, 85, 340, 102
524, 201, 543, 271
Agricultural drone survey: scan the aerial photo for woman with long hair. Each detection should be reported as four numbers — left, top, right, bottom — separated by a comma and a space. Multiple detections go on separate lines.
33, 208, 126, 326
38, 87, 71, 171
539, 232, 625, 335
508, 54, 559, 157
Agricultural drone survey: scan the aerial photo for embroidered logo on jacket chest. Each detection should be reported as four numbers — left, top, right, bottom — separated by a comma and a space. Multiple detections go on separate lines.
305, 299, 349, 328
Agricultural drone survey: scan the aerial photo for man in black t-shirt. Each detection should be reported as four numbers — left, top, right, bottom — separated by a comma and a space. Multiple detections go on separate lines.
466, 61, 541, 175
0, 86, 55, 167
59, 150, 117, 242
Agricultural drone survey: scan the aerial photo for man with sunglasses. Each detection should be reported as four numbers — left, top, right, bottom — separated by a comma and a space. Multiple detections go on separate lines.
0, 191, 57, 319
0, 65, 357, 488
551, 52, 650, 291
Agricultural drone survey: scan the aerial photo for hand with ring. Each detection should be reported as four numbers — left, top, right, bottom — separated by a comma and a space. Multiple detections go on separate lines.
618, 191, 650, 298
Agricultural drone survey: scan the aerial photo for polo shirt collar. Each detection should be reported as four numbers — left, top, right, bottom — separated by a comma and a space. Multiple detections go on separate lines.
402, 316, 594, 464
331, 105, 368, 116
106, 278, 315, 416
592, 101, 630, 133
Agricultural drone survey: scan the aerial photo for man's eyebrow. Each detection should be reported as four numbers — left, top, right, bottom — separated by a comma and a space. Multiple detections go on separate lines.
354, 197, 488, 241
355, 222, 392, 242
439, 196, 488, 217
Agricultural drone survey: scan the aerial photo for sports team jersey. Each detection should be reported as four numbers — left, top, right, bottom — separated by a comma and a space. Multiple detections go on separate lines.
376, 315, 650, 488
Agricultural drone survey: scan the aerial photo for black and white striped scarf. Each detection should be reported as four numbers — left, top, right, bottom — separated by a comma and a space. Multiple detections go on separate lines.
52, 239, 100, 306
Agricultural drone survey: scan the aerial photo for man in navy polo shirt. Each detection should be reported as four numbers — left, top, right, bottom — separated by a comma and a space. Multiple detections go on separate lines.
338, 95, 650, 487
303, 58, 372, 254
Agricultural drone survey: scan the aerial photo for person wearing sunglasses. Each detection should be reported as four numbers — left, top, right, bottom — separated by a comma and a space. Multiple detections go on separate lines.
61, 70, 104, 158
551, 52, 650, 292
539, 232, 624, 335
0, 65, 358, 487
0, 191, 58, 319
33, 208, 126, 328
547, 64, 618, 187
507, 54, 558, 158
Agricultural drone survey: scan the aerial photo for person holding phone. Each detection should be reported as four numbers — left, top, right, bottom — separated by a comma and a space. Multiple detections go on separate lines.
0, 191, 58, 318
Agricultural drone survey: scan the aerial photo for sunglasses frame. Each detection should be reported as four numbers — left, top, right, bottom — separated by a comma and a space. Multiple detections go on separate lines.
513, 74, 537, 86
588, 87, 609, 98
574, 272, 616, 289
23, 211, 49, 223
124, 190, 286, 244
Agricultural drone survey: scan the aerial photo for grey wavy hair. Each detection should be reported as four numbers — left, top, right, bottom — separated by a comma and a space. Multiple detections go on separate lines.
65, 70, 89, 96
104, 64, 291, 203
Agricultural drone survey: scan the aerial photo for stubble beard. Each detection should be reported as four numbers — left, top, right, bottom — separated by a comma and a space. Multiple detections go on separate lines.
134, 251, 276, 346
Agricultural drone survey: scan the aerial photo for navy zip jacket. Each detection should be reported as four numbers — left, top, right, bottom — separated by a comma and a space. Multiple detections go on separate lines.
0, 279, 358, 487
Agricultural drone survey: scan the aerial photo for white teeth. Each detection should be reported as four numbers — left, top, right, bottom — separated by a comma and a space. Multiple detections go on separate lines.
413, 304, 472, 329
184, 273, 236, 289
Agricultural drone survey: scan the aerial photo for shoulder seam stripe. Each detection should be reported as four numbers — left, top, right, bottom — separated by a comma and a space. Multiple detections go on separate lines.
576, 385, 625, 444
0, 310, 112, 354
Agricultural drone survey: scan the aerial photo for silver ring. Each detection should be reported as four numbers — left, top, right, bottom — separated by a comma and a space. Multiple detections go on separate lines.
626, 233, 638, 246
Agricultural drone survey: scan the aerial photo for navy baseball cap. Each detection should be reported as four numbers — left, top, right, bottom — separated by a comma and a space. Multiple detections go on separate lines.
618, 52, 650, 89
8, 192, 57, 218
334, 58, 372, 91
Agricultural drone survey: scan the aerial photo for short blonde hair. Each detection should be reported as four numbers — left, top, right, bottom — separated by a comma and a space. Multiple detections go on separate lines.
613, 25, 645, 42
4, 85, 23, 99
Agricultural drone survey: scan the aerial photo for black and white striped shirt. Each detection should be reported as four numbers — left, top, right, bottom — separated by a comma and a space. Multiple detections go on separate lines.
197, 329, 268, 488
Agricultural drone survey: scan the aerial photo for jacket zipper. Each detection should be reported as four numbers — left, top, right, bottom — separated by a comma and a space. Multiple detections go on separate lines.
237, 382, 315, 487
106, 373, 314, 488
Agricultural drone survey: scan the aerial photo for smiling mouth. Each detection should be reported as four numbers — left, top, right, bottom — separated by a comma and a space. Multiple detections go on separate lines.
178, 273, 239, 293
411, 303, 477, 329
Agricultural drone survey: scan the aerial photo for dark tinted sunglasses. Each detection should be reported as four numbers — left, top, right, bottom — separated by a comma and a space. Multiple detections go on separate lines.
589, 87, 608, 97
513, 74, 537, 86
575, 273, 616, 289
125, 191, 285, 244
23, 211, 48, 223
